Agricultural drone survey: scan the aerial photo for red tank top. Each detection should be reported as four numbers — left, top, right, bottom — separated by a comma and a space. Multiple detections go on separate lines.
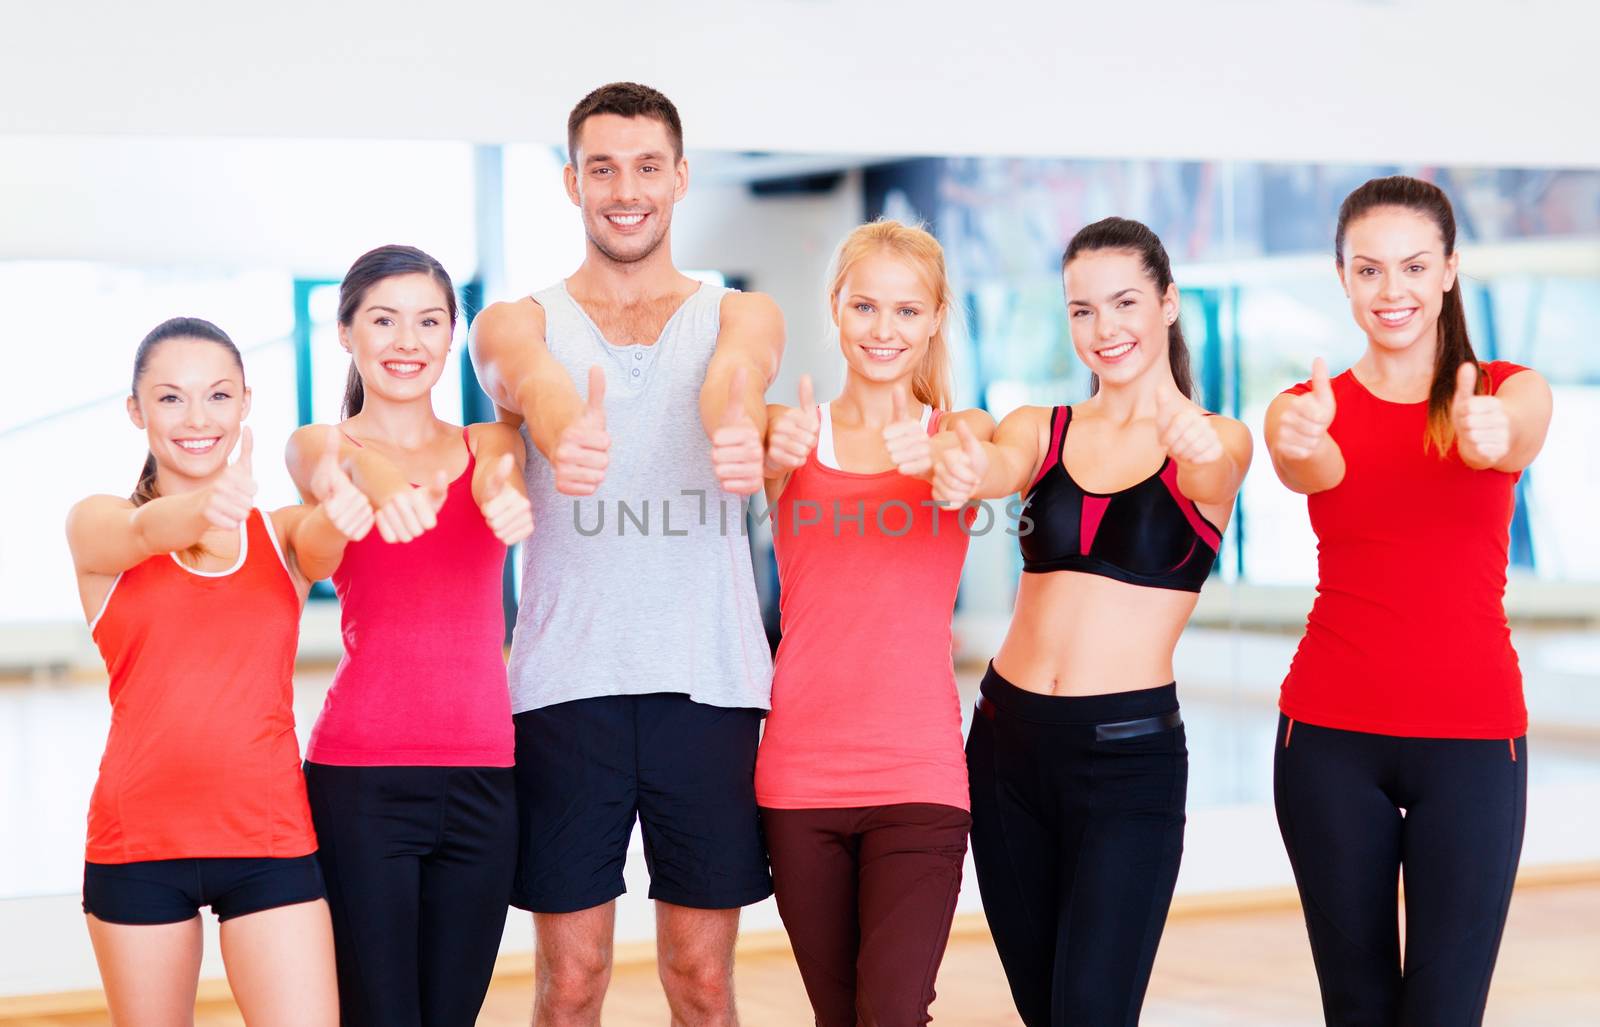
307, 429, 513, 767
87, 508, 316, 862
756, 411, 972, 811
1279, 361, 1528, 738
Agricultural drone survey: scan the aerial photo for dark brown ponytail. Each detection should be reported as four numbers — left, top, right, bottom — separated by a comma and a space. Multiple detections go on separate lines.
1062, 217, 1195, 401
337, 245, 458, 418
1335, 175, 1481, 456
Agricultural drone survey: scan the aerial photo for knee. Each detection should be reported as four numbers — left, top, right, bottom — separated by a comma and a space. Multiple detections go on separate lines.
658, 953, 734, 1014
537, 949, 610, 1016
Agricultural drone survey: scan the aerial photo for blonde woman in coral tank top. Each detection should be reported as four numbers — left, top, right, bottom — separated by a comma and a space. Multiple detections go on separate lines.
756, 219, 996, 1026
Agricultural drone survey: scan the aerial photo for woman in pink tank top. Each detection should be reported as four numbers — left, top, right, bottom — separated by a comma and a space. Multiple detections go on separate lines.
285, 245, 533, 1027
756, 220, 996, 1026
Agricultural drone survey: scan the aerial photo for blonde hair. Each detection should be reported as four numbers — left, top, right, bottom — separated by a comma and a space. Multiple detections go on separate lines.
825, 218, 956, 411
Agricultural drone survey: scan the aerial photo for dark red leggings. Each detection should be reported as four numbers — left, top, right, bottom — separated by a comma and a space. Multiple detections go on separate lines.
762, 802, 971, 1027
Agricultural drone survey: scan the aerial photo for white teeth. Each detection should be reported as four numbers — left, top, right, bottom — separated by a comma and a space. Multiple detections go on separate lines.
177, 439, 217, 452
385, 362, 422, 373
864, 347, 903, 359
1099, 342, 1135, 359
1377, 309, 1415, 324
608, 214, 644, 226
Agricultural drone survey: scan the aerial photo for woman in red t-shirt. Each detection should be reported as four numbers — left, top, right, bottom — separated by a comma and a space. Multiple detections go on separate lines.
68, 317, 372, 1025
1266, 176, 1553, 1026
756, 219, 995, 1025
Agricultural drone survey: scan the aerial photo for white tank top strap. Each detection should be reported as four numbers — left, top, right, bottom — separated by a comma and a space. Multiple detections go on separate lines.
816, 400, 933, 470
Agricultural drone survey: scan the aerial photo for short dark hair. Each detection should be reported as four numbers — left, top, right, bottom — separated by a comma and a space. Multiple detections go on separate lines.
566, 82, 683, 166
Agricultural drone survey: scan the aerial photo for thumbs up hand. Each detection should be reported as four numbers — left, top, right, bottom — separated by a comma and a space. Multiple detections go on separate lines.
712, 366, 764, 495
554, 365, 611, 497
883, 388, 934, 478
375, 468, 449, 544
1451, 361, 1509, 467
479, 452, 534, 545
764, 375, 820, 475
308, 427, 375, 541
1275, 358, 1338, 461
204, 427, 258, 530
931, 421, 989, 508
1156, 389, 1224, 466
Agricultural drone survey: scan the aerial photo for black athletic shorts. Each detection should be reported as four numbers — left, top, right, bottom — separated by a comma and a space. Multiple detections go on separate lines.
511, 692, 771, 914
82, 854, 325, 925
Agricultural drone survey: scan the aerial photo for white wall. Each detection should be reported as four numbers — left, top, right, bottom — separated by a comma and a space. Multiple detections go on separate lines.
4, 1, 1597, 168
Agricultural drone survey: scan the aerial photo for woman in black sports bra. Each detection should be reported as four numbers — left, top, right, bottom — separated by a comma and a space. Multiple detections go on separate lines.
931, 217, 1252, 1026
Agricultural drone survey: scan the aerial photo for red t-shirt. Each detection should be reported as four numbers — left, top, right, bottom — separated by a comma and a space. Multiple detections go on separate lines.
1279, 361, 1529, 738
756, 411, 972, 811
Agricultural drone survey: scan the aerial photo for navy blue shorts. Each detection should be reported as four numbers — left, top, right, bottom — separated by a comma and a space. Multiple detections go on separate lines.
82, 855, 325, 925
511, 692, 772, 914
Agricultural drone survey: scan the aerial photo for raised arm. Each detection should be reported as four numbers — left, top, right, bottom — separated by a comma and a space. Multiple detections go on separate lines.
471, 300, 610, 496
1156, 392, 1254, 506
1452, 363, 1552, 474
286, 424, 444, 545
886, 396, 998, 483
274, 425, 375, 587
1266, 358, 1345, 495
931, 406, 1047, 507
704, 292, 785, 495
66, 430, 257, 577
468, 421, 534, 545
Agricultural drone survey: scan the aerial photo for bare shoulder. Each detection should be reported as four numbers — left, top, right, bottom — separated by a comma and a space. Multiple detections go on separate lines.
470, 297, 548, 357
944, 407, 997, 440
65, 494, 133, 552
719, 290, 783, 325
467, 420, 523, 450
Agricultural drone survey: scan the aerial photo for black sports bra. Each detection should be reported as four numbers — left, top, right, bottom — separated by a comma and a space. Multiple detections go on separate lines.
1018, 406, 1222, 592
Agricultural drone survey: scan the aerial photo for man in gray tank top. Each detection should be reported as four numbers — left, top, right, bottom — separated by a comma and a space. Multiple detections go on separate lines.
471, 82, 782, 1026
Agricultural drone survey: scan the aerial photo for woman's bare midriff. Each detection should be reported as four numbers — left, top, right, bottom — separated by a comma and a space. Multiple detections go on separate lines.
990, 570, 1198, 696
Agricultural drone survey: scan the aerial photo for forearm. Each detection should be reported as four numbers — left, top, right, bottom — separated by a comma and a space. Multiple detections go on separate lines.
1270, 438, 1345, 494
128, 489, 213, 554
1175, 452, 1242, 505
346, 449, 413, 506
289, 506, 350, 582
700, 353, 769, 439
517, 374, 584, 463
971, 442, 1033, 500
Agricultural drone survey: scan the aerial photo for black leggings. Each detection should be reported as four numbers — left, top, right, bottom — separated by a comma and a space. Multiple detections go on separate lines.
966, 666, 1187, 1027
1274, 716, 1526, 1026
304, 763, 517, 1027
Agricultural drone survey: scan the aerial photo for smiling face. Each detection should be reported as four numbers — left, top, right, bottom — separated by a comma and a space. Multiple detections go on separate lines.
338, 272, 454, 407
1062, 249, 1179, 389
128, 337, 250, 486
832, 248, 945, 389
565, 113, 687, 266
1338, 205, 1458, 356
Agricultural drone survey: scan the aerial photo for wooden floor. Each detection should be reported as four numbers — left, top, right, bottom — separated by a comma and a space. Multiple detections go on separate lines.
8, 880, 1598, 1026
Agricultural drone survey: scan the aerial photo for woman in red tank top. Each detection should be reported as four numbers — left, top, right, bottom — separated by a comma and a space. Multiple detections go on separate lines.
67, 317, 372, 1026
285, 245, 533, 1027
1266, 177, 1554, 1025
755, 220, 995, 1025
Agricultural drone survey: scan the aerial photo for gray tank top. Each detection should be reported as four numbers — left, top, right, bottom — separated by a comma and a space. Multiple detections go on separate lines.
507, 281, 773, 713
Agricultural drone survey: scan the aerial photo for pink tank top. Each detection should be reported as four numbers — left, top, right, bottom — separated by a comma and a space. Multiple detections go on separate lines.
756, 411, 971, 811
307, 428, 513, 767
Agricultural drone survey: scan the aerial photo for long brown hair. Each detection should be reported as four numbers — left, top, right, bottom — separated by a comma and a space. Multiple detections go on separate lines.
825, 219, 957, 410
129, 317, 243, 507
337, 245, 458, 419
1335, 175, 1480, 456
1061, 217, 1195, 401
